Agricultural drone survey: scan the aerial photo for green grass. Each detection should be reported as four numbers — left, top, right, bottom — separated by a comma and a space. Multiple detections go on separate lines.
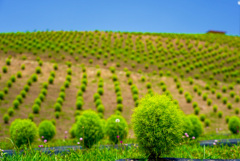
2, 138, 240, 160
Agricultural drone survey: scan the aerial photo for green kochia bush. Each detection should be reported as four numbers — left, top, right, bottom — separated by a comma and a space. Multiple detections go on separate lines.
228, 116, 240, 134
38, 120, 56, 141
188, 115, 203, 138
106, 115, 128, 144
132, 94, 184, 158
75, 110, 104, 148
182, 115, 194, 137
10, 119, 37, 147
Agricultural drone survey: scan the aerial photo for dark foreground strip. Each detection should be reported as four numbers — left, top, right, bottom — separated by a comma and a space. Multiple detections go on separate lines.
116, 159, 240, 161
200, 139, 240, 146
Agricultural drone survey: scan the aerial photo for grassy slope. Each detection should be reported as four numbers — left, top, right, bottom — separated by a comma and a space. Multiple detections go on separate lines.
0, 31, 240, 140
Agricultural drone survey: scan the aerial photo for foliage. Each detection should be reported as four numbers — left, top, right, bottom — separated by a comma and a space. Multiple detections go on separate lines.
106, 115, 128, 144
132, 94, 184, 158
38, 120, 56, 141
10, 119, 37, 147
75, 110, 104, 148
228, 116, 240, 134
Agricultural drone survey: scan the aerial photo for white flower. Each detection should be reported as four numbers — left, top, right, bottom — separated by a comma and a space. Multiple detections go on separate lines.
115, 119, 120, 123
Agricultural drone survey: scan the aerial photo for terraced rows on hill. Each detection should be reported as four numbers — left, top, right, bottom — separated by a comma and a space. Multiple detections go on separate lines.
0, 31, 240, 139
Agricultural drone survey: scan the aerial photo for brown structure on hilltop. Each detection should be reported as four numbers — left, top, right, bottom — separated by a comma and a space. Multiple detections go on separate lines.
207, 30, 226, 34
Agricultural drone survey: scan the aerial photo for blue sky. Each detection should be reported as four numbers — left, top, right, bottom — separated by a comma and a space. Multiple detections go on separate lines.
0, 0, 240, 35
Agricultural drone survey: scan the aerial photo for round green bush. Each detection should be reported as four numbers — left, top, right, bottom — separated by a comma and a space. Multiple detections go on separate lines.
10, 76, 16, 82
16, 95, 23, 104
218, 111, 223, 118
213, 105, 218, 113
48, 77, 54, 84
3, 87, 8, 94
54, 103, 62, 112
222, 97, 228, 104
10, 119, 37, 147
81, 84, 86, 92
28, 113, 34, 121
59, 92, 65, 100
7, 81, 12, 88
75, 110, 104, 148
192, 102, 198, 109
205, 119, 210, 127
235, 108, 239, 114
132, 94, 184, 158
2, 66, 8, 73
3, 114, 9, 123
13, 100, 20, 109
20, 90, 26, 98
56, 97, 63, 105
8, 108, 14, 116
97, 88, 104, 95
55, 112, 60, 119
97, 104, 105, 113
70, 124, 77, 138
106, 115, 128, 144
24, 85, 30, 92
32, 104, 40, 114
35, 67, 41, 74
6, 58, 11, 66
200, 114, 206, 122
38, 120, 56, 141
235, 96, 240, 102
227, 103, 232, 110
31, 74, 38, 82
194, 107, 200, 115
207, 99, 212, 106
116, 96, 123, 104
228, 116, 240, 134
53, 64, 58, 70
76, 101, 83, 110
188, 115, 203, 138
225, 116, 230, 123
27, 80, 32, 86
0, 91, 4, 100
117, 104, 123, 112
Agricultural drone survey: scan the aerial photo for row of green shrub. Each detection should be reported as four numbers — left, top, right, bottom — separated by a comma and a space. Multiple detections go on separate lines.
3, 73, 38, 123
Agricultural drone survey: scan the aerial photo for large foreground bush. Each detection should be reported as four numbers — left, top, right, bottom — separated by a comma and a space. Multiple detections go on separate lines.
106, 115, 128, 144
10, 119, 37, 147
132, 94, 184, 158
75, 110, 104, 148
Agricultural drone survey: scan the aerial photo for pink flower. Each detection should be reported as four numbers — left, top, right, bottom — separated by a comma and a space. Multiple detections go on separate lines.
192, 137, 195, 139
77, 142, 80, 145
80, 138, 83, 141
184, 133, 188, 136
41, 136, 44, 139
120, 141, 123, 144
186, 135, 189, 138
182, 136, 185, 138
65, 131, 68, 134
117, 136, 119, 138
44, 139, 47, 143
38, 145, 43, 148
214, 140, 218, 142
213, 142, 216, 145
64, 136, 67, 139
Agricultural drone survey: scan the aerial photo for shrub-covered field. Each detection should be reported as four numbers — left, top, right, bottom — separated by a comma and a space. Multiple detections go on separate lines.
1, 31, 240, 159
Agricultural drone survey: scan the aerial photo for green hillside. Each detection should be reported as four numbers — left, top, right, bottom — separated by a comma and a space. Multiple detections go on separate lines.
0, 30, 240, 144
